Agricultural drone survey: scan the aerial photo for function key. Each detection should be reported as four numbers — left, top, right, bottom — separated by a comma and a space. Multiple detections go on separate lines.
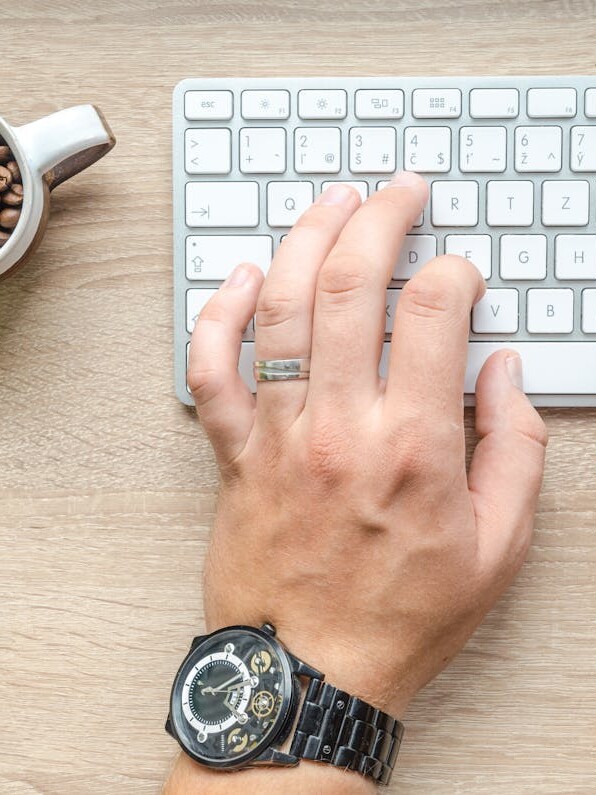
469, 88, 519, 118
527, 88, 577, 118
241, 90, 290, 120
298, 90, 347, 119
184, 90, 233, 120
354, 89, 404, 119
585, 88, 596, 118
412, 89, 461, 118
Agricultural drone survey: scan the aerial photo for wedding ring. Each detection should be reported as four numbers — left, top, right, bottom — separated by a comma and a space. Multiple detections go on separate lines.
253, 358, 311, 382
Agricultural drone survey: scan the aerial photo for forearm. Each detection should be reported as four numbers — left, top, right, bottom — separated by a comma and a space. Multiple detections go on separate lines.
164, 753, 376, 795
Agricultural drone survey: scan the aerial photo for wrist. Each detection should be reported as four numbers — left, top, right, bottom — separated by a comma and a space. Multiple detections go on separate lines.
164, 753, 377, 794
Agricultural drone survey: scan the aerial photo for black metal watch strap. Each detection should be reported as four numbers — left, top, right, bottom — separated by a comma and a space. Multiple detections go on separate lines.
289, 678, 404, 786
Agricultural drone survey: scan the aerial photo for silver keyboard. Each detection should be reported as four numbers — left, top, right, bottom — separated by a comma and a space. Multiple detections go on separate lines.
173, 76, 596, 407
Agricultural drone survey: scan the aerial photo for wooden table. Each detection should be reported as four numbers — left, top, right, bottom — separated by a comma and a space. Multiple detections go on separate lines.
1, 2, 595, 792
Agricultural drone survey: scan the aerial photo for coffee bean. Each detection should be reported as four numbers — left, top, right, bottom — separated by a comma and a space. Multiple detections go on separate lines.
6, 160, 21, 183
3, 184, 23, 206
0, 207, 20, 230
0, 164, 12, 194
0, 144, 25, 255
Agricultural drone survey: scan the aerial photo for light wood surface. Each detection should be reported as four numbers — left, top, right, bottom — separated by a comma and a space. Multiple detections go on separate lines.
1, 2, 596, 793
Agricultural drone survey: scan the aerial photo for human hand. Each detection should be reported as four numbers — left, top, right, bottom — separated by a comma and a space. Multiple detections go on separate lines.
187, 173, 547, 719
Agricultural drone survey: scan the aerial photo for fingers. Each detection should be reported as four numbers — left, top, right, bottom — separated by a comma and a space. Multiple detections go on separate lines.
188, 263, 264, 465
384, 254, 485, 423
254, 183, 362, 427
308, 171, 429, 406
469, 350, 547, 584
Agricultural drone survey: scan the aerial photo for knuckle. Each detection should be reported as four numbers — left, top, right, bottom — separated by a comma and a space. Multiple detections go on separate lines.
401, 270, 464, 321
187, 365, 226, 408
317, 254, 369, 306
517, 409, 549, 449
387, 412, 462, 482
300, 417, 353, 487
256, 289, 301, 330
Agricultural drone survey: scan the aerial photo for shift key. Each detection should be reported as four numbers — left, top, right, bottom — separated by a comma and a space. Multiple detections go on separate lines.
186, 181, 259, 227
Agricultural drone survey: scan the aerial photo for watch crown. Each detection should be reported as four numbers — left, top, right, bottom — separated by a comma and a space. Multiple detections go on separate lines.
261, 623, 276, 636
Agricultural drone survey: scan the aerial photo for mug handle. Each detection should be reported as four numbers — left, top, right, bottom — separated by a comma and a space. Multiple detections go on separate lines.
14, 105, 116, 190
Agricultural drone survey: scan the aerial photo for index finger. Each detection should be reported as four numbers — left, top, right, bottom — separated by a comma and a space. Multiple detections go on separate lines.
384, 254, 485, 422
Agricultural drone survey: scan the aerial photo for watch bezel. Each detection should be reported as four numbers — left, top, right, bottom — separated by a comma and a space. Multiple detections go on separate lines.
168, 624, 297, 770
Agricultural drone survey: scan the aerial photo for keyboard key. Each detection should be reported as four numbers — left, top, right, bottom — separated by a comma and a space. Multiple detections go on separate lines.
298, 89, 347, 119
385, 289, 401, 332
240, 128, 286, 173
469, 88, 519, 118
460, 127, 507, 172
542, 180, 589, 226
582, 289, 596, 332
570, 126, 596, 172
431, 181, 479, 227
585, 89, 596, 118
392, 235, 437, 279
500, 235, 547, 280
472, 289, 519, 333
555, 235, 596, 279
378, 340, 596, 393
404, 127, 450, 172
486, 180, 534, 226
295, 127, 341, 173
445, 234, 491, 278
412, 89, 461, 118
184, 90, 233, 120
267, 181, 314, 226
186, 288, 218, 332
322, 181, 368, 202
355, 89, 404, 119
463, 342, 596, 393
515, 126, 562, 172
186, 181, 259, 227
527, 88, 577, 118
527, 288, 574, 333
185, 235, 273, 280
241, 90, 290, 119
185, 129, 231, 174
349, 127, 396, 173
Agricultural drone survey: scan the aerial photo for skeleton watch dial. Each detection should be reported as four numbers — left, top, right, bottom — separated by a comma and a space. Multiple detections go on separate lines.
169, 626, 295, 768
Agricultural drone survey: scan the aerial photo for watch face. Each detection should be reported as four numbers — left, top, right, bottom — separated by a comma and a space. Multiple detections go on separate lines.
169, 626, 295, 768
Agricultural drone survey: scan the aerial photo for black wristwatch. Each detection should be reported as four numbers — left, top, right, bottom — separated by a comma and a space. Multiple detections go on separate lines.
166, 623, 404, 786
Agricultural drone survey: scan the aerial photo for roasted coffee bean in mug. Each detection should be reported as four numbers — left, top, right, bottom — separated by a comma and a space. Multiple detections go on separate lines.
0, 136, 23, 248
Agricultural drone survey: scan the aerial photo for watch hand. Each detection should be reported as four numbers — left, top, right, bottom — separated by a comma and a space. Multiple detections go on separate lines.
225, 697, 248, 724
218, 678, 255, 693
201, 672, 242, 695
202, 678, 254, 696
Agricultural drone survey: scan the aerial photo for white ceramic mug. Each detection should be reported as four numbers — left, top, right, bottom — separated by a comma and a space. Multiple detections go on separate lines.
0, 105, 116, 278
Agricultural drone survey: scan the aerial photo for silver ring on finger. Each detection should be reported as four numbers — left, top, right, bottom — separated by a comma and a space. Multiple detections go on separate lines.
253, 357, 311, 382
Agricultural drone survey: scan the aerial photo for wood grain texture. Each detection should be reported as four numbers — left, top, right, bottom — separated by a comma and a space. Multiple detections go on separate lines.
1, 1, 595, 792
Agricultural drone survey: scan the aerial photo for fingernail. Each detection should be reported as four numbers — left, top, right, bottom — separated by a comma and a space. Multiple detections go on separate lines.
223, 264, 252, 288
506, 354, 524, 391
388, 171, 426, 188
316, 183, 359, 206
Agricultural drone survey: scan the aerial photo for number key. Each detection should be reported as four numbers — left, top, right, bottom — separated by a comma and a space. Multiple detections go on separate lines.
349, 127, 396, 173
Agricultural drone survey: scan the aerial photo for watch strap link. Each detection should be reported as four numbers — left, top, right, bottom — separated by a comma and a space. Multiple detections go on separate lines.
289, 679, 404, 786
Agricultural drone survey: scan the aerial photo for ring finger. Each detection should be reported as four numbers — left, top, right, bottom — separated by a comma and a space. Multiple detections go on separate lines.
254, 183, 362, 428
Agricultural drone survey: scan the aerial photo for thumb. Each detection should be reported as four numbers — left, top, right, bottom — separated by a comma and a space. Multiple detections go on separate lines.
469, 349, 548, 585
